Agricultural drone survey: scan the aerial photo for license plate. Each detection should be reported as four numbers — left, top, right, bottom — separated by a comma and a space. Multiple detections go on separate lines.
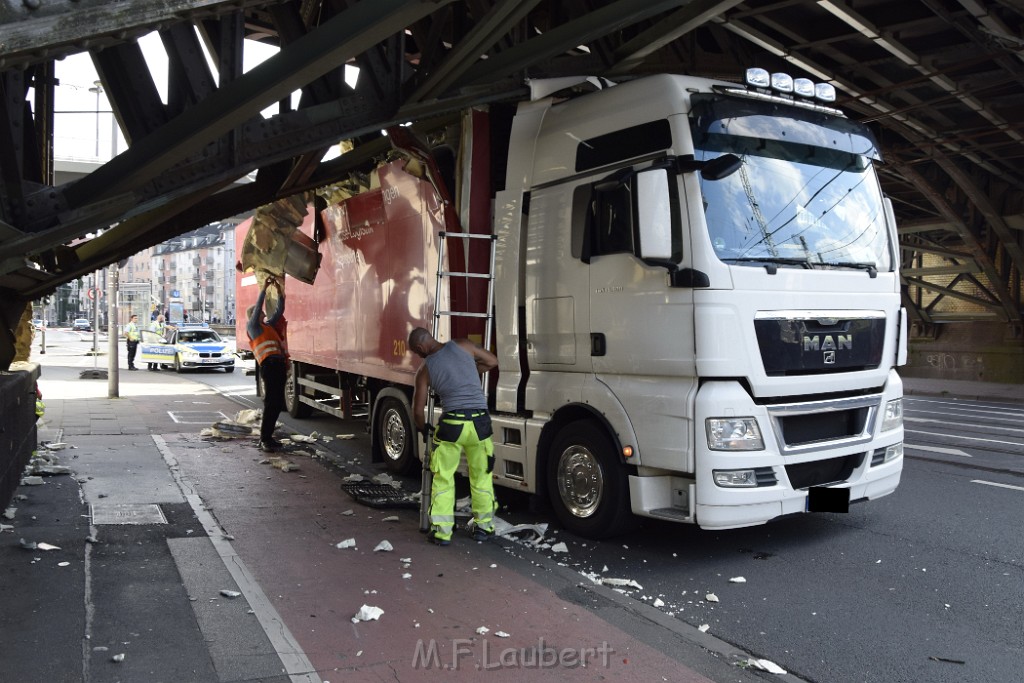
201, 358, 219, 364
806, 486, 850, 513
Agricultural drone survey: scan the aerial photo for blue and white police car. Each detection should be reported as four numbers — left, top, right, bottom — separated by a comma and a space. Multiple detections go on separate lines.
140, 324, 235, 373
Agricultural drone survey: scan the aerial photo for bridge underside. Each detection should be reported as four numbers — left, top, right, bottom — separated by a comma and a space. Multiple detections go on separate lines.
1, 0, 1022, 368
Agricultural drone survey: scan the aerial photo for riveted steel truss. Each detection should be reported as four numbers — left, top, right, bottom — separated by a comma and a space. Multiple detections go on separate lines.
1, 0, 1023, 366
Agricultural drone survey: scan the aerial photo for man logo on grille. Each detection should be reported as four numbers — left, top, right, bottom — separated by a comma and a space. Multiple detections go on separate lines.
823, 350, 836, 364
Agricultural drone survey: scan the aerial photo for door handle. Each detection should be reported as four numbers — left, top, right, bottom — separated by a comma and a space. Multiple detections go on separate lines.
591, 333, 606, 356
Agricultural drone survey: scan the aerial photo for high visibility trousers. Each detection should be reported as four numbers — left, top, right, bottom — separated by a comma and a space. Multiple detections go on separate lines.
429, 418, 497, 541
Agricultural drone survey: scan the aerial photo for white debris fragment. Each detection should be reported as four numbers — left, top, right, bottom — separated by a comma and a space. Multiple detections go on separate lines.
476, 626, 489, 635
495, 631, 510, 638
402, 573, 412, 579
744, 658, 787, 675
374, 540, 394, 552
58, 561, 71, 567
290, 433, 318, 443
343, 474, 364, 483
698, 624, 710, 633
341, 509, 354, 516
234, 409, 260, 424
551, 542, 569, 553
356, 650, 362, 656
36, 542, 61, 551
653, 598, 665, 608
3, 507, 16, 520
352, 605, 384, 623
729, 576, 747, 583
602, 565, 609, 573
601, 578, 643, 591
382, 516, 400, 522
337, 434, 356, 440
0, 524, 12, 533
220, 590, 242, 598
705, 593, 719, 603
400, 557, 412, 563
336, 538, 357, 549
372, 473, 399, 486
21, 476, 44, 486
111, 653, 126, 663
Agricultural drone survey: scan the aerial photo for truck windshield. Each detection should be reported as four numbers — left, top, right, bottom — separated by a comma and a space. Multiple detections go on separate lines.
689, 93, 892, 272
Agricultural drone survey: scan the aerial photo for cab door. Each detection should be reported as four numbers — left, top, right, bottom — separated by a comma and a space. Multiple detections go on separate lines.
586, 165, 698, 471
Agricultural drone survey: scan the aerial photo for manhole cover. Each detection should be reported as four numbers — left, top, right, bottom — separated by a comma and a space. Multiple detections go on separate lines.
168, 411, 229, 424
91, 504, 167, 525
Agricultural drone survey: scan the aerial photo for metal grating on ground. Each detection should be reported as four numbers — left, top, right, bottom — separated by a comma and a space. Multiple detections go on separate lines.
91, 503, 168, 525
341, 482, 419, 509
168, 411, 230, 424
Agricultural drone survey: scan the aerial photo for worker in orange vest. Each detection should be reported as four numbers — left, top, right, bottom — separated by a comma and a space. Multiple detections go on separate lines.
247, 277, 288, 452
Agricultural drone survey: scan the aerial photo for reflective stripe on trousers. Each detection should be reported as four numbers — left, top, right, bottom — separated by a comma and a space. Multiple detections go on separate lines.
429, 417, 497, 541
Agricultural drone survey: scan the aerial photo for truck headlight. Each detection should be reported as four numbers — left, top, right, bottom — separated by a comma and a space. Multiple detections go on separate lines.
706, 418, 764, 451
882, 399, 903, 431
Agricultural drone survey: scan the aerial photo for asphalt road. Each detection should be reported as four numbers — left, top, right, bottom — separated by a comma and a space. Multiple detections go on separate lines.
51, 329, 1021, 683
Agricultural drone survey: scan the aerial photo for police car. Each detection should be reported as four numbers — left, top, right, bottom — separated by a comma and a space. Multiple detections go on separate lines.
139, 324, 235, 373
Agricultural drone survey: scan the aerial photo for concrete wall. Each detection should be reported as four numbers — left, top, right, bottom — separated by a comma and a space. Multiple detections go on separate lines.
905, 322, 1024, 384
0, 363, 40, 511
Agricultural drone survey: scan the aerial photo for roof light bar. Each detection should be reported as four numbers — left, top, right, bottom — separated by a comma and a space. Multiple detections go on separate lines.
743, 67, 838, 104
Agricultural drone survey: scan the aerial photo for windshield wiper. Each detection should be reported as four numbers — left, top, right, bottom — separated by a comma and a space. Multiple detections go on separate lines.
821, 261, 878, 278
721, 256, 814, 274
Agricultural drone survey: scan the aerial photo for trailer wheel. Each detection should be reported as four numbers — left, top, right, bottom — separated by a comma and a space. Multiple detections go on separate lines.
547, 420, 635, 539
377, 397, 416, 474
285, 362, 311, 418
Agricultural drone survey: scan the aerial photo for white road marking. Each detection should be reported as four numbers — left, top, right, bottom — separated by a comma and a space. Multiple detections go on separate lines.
905, 416, 1024, 434
905, 428, 1024, 448
154, 435, 322, 683
904, 443, 971, 458
970, 480, 1024, 493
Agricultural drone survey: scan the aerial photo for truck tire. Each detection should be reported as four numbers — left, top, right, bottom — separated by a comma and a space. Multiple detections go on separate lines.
285, 362, 311, 418
376, 396, 416, 474
546, 420, 635, 539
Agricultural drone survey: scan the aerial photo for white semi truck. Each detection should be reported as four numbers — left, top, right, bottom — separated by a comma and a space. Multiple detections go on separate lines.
238, 69, 906, 538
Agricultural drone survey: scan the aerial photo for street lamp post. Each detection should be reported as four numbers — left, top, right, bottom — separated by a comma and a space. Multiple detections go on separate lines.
88, 80, 103, 157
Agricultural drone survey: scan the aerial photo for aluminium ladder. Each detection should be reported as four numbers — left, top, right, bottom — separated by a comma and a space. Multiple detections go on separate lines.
419, 230, 498, 532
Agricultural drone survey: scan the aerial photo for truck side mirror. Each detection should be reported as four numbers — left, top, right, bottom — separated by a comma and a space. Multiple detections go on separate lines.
700, 153, 742, 180
636, 168, 673, 260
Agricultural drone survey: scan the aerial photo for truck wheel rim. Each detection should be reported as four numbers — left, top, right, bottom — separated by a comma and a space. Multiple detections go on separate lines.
382, 408, 406, 461
556, 446, 603, 518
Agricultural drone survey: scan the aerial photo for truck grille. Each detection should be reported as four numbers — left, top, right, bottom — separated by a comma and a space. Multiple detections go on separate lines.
778, 407, 868, 446
785, 453, 863, 489
767, 395, 880, 456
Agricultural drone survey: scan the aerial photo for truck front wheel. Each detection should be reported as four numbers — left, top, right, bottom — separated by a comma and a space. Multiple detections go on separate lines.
285, 362, 311, 418
376, 397, 416, 474
547, 420, 635, 539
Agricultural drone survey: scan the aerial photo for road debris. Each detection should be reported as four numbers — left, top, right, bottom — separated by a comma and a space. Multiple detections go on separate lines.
598, 577, 643, 591
343, 474, 364, 483
374, 540, 393, 552
336, 538, 357, 549
551, 542, 569, 553
352, 605, 383, 623
382, 515, 400, 522
337, 434, 356, 440
220, 590, 242, 598
705, 593, 720, 603
476, 626, 489, 635
729, 576, 747, 583
929, 656, 965, 665
741, 658, 787, 675
111, 654, 126, 663
698, 624, 710, 633
20, 476, 44, 486
290, 432, 319, 443
2, 507, 14, 520
653, 598, 665, 607
495, 631, 510, 638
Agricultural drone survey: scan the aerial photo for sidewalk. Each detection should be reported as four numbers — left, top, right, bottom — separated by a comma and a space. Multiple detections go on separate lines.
1, 344, 768, 683
900, 373, 1024, 404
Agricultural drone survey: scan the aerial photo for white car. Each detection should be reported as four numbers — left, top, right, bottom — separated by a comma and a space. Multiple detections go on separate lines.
140, 324, 236, 373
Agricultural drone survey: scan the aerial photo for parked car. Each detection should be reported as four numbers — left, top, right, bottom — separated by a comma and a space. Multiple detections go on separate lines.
139, 324, 235, 373
72, 318, 92, 332
31, 319, 46, 330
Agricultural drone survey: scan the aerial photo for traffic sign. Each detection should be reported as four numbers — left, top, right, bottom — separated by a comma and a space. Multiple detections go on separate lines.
86, 287, 104, 300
